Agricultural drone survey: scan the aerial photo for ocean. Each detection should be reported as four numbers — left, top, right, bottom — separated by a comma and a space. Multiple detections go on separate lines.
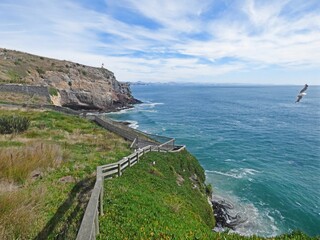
106, 84, 320, 237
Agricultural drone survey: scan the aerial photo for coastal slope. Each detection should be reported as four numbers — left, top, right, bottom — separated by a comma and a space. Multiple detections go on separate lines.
0, 48, 140, 111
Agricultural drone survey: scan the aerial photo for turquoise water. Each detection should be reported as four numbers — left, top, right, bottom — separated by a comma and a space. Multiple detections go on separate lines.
106, 84, 320, 237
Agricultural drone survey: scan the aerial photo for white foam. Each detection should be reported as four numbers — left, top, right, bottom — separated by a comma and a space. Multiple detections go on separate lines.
139, 102, 164, 108
106, 102, 163, 116
212, 193, 283, 237
105, 108, 135, 115
126, 120, 139, 129
224, 158, 235, 162
207, 168, 260, 179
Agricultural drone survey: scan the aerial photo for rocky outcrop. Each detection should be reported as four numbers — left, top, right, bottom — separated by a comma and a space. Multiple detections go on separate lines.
211, 199, 247, 231
0, 48, 140, 111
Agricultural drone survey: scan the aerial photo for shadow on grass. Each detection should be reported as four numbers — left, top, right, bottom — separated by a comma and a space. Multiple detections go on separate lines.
34, 177, 95, 240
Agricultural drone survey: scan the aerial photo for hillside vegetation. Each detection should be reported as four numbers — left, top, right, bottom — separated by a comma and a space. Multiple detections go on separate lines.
0, 107, 131, 239
0, 106, 316, 239
97, 150, 315, 240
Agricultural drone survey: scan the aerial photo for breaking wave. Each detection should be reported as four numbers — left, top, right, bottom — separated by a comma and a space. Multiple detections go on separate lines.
212, 194, 283, 237
207, 168, 260, 179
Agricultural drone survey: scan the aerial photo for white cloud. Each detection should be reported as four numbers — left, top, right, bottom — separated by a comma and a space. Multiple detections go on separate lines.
0, 0, 319, 84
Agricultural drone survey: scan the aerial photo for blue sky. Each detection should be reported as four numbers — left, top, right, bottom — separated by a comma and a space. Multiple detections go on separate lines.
0, 0, 319, 84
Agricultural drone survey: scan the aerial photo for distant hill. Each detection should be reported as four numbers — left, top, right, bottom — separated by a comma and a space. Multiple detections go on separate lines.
0, 48, 140, 111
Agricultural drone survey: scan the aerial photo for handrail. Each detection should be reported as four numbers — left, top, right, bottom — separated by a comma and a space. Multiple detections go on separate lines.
76, 145, 153, 240
76, 116, 178, 240
152, 138, 175, 152
130, 138, 137, 149
76, 177, 103, 240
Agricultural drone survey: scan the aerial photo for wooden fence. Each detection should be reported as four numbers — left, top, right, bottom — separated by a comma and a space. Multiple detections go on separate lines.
76, 144, 156, 240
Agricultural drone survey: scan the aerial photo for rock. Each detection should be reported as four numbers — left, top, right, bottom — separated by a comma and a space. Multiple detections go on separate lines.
58, 175, 76, 183
30, 170, 42, 180
189, 173, 200, 189
211, 199, 247, 230
176, 174, 185, 186
0, 181, 20, 193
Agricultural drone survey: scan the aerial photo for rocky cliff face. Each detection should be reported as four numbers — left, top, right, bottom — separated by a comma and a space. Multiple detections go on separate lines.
0, 48, 140, 111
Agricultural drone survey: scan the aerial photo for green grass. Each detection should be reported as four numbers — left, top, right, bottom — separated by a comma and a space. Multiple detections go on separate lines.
98, 150, 317, 240
0, 108, 131, 239
0, 141, 24, 147
99, 150, 215, 239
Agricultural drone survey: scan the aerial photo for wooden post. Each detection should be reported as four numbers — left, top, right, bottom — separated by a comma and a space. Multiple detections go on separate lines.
127, 157, 131, 167
97, 167, 104, 216
99, 181, 104, 216
95, 208, 99, 235
118, 163, 122, 177
136, 151, 139, 162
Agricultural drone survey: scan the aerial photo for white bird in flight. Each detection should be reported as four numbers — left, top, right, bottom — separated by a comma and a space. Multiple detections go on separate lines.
295, 84, 308, 103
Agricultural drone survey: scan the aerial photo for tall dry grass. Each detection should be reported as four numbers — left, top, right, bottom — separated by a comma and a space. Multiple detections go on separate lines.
0, 186, 46, 240
0, 142, 63, 184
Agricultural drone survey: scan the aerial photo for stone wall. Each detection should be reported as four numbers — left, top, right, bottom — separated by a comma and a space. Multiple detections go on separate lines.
0, 84, 50, 101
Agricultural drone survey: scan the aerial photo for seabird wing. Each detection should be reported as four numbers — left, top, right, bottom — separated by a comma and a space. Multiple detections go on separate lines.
300, 84, 308, 93
296, 94, 303, 103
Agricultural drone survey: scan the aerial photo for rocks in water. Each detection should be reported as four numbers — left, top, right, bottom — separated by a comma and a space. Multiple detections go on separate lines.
212, 199, 247, 231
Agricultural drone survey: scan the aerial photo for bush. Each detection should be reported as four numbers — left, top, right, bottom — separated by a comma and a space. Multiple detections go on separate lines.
49, 87, 58, 96
205, 183, 213, 196
0, 115, 30, 134
7, 70, 21, 83
36, 67, 45, 75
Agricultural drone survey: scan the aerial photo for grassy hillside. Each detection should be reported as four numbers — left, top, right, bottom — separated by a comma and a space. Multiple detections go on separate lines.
97, 150, 315, 240
0, 48, 84, 84
0, 107, 131, 239
99, 150, 215, 239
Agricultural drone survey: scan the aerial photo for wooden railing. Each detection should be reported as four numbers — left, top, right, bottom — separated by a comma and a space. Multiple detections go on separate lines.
76, 145, 153, 240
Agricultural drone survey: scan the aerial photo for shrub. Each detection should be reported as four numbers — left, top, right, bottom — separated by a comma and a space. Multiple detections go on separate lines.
49, 87, 58, 96
7, 70, 21, 82
0, 115, 30, 134
205, 183, 213, 196
36, 67, 45, 75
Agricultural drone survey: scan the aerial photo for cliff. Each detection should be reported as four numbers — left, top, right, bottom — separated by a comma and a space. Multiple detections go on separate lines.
0, 48, 140, 111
